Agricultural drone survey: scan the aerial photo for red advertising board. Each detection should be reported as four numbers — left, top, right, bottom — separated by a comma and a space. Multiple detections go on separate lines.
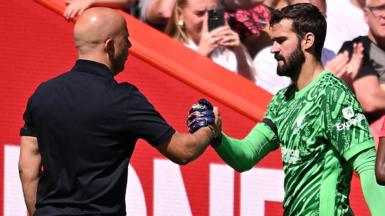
0, 1, 370, 215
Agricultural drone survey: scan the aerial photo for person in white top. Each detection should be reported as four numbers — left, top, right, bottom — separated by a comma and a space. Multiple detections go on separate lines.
324, 0, 368, 54
165, 0, 256, 82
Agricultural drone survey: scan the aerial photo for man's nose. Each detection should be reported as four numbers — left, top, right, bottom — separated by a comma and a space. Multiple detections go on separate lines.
271, 41, 280, 54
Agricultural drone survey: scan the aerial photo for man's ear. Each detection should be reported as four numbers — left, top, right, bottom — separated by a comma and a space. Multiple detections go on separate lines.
302, 32, 315, 51
105, 38, 115, 58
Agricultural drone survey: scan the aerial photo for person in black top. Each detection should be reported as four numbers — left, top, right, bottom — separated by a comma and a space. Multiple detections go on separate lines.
337, 0, 385, 124
18, 7, 218, 216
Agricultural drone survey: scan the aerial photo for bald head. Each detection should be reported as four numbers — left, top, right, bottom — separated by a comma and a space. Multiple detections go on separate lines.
73, 7, 131, 75
74, 7, 127, 55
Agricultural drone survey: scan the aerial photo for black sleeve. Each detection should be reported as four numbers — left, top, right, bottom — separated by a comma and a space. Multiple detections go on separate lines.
338, 40, 354, 54
339, 36, 378, 81
123, 85, 175, 147
20, 97, 37, 137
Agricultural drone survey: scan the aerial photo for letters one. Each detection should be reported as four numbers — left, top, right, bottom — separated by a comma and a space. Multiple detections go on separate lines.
4, 145, 284, 216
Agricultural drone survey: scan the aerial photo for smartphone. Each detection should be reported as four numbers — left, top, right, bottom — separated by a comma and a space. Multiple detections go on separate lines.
208, 8, 225, 31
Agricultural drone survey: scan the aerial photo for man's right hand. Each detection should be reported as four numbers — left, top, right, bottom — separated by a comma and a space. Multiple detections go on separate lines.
187, 98, 215, 133
187, 99, 222, 146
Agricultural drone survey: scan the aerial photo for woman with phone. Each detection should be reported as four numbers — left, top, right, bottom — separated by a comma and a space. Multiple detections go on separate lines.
165, 0, 256, 82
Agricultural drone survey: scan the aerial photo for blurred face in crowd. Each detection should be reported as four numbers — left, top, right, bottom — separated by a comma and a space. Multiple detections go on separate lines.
365, 0, 385, 40
271, 19, 305, 78
178, 0, 219, 44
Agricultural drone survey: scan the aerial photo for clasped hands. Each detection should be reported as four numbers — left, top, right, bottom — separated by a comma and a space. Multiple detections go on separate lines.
187, 99, 222, 146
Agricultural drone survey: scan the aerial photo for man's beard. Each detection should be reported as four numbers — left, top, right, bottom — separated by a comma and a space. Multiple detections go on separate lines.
275, 43, 305, 79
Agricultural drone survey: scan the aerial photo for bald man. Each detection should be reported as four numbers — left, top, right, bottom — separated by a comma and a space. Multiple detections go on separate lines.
18, 7, 217, 216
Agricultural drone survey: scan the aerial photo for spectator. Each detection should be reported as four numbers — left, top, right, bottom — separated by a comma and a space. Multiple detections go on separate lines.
221, 0, 266, 10
64, 0, 136, 20
226, 2, 272, 57
324, 0, 368, 54
140, 0, 269, 32
139, 0, 176, 30
165, 0, 256, 82
338, 0, 385, 124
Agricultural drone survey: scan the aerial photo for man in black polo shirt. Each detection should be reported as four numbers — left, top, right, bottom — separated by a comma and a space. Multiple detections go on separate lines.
18, 7, 217, 216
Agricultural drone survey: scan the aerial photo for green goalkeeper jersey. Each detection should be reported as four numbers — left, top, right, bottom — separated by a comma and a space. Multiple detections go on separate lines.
264, 71, 374, 215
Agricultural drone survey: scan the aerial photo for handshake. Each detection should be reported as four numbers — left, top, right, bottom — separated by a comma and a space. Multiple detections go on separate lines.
187, 99, 221, 144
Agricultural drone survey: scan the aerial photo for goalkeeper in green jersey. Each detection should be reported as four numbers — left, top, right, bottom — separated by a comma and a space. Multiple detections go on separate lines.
187, 3, 385, 216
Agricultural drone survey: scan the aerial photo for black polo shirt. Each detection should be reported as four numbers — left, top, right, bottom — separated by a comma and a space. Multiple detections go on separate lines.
20, 60, 175, 215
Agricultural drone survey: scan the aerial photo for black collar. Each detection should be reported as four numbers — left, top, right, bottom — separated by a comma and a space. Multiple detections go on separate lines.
71, 59, 114, 79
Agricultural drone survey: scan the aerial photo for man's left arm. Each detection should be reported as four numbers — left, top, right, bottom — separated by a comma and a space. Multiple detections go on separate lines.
376, 138, 385, 185
19, 136, 41, 216
375, 121, 385, 185
350, 148, 385, 216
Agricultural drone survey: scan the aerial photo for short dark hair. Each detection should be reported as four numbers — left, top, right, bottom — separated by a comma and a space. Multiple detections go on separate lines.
270, 3, 327, 60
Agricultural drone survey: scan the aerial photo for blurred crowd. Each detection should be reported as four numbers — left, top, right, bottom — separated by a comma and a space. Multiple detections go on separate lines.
63, 0, 385, 140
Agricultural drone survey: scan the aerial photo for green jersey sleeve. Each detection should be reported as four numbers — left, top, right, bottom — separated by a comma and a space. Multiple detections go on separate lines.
215, 122, 279, 172
323, 83, 374, 160
214, 96, 280, 172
